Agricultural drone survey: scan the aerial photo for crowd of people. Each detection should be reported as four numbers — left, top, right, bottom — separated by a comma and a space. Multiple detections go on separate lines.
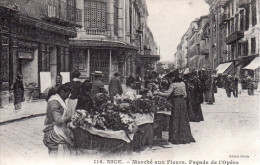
40, 69, 258, 156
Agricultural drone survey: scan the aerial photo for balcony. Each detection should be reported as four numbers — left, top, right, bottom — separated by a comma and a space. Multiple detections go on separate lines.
86, 29, 106, 36
40, 0, 82, 27
239, 0, 250, 8
220, 14, 230, 24
201, 49, 209, 55
226, 31, 244, 45
201, 31, 209, 40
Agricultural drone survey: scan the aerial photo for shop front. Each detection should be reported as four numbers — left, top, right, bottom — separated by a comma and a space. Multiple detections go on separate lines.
0, 11, 76, 106
69, 40, 138, 84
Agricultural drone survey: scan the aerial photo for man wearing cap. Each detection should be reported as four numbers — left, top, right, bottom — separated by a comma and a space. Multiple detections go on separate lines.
90, 71, 108, 99
109, 72, 123, 102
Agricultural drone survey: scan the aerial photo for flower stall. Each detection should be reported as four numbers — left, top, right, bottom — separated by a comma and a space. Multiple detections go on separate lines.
68, 90, 172, 154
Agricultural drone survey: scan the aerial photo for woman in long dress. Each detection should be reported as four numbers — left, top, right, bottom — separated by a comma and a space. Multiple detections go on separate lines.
43, 83, 75, 156
154, 71, 195, 144
186, 74, 204, 122
12, 75, 24, 110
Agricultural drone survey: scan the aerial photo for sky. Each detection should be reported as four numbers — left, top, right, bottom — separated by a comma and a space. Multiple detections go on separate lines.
146, 0, 210, 62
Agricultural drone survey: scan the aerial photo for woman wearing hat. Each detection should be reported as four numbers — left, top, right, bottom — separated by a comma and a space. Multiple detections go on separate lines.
154, 70, 195, 144
109, 72, 123, 102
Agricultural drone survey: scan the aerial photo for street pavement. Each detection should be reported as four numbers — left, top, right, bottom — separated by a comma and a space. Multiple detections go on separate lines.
0, 88, 259, 165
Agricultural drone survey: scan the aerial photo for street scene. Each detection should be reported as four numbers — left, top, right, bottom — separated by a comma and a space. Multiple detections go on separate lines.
0, 0, 260, 165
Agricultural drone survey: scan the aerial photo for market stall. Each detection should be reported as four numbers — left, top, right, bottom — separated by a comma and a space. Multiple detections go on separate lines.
68, 90, 172, 155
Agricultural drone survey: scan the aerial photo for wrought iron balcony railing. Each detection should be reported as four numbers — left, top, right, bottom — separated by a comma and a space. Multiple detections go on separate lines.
40, 0, 82, 27
226, 31, 244, 45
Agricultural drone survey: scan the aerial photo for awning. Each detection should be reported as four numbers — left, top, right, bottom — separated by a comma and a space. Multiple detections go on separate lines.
243, 57, 260, 70
216, 62, 233, 74
70, 40, 138, 51
183, 68, 190, 74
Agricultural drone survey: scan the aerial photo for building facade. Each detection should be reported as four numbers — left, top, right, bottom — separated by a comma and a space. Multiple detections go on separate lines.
0, 0, 82, 106
174, 0, 259, 79
69, 0, 159, 83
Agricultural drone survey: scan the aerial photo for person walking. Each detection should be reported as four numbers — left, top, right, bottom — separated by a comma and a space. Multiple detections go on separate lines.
233, 76, 239, 97
43, 83, 75, 156
12, 75, 24, 110
225, 75, 233, 97
247, 76, 255, 96
154, 70, 195, 144
90, 71, 107, 99
109, 72, 123, 102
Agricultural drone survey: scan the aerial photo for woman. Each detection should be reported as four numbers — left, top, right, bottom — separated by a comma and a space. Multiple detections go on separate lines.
154, 70, 195, 144
76, 80, 93, 111
187, 74, 204, 122
43, 83, 74, 156
12, 75, 24, 110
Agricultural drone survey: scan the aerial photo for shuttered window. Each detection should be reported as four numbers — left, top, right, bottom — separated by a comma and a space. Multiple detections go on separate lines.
84, 0, 107, 30
114, 0, 119, 36
252, 0, 257, 26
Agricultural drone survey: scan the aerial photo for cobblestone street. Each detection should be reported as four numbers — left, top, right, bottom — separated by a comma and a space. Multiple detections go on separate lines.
0, 89, 259, 165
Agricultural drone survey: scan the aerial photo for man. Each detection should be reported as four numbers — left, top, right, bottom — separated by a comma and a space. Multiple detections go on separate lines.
90, 71, 108, 99
233, 76, 239, 97
126, 75, 135, 87
109, 72, 123, 102
46, 75, 63, 101
225, 75, 233, 97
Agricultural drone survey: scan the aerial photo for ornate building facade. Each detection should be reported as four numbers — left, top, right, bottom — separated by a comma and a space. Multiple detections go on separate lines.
69, 0, 159, 83
174, 0, 259, 80
0, 0, 82, 106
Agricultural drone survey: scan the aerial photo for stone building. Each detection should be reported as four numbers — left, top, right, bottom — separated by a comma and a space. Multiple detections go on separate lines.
0, 0, 82, 106
205, 0, 259, 78
174, 0, 259, 80
69, 0, 159, 83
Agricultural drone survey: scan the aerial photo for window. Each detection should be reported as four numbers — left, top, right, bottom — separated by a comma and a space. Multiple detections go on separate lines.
238, 43, 242, 57
60, 47, 70, 72
251, 38, 256, 55
240, 10, 244, 31
230, 18, 234, 33
231, 44, 235, 60
1, 36, 9, 82
235, 14, 239, 31
114, 0, 119, 36
84, 0, 106, 30
40, 45, 50, 71
243, 41, 248, 57
252, 0, 257, 26
245, 5, 250, 30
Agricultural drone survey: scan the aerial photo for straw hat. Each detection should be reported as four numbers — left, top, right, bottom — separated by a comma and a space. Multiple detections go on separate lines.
92, 71, 104, 76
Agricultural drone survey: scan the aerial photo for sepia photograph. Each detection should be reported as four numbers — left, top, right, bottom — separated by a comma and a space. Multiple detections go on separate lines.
0, 0, 259, 165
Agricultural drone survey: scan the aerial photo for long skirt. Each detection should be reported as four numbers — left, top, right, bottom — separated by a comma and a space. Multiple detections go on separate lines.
14, 94, 23, 110
43, 125, 74, 156
188, 98, 204, 122
169, 98, 195, 144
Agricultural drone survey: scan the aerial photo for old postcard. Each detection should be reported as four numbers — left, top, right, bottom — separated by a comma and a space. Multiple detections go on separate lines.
0, 0, 259, 165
